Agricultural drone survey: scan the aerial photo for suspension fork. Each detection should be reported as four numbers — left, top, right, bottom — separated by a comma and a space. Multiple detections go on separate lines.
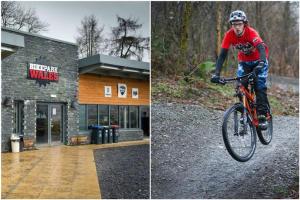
242, 95, 248, 132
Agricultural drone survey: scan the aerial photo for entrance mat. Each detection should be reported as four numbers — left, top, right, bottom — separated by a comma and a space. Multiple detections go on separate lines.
93, 144, 150, 199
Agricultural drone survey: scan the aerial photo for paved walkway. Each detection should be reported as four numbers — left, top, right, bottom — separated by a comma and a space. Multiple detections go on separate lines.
2, 140, 149, 199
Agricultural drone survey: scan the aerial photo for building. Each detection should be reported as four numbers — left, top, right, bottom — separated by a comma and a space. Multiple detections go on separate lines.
1, 27, 150, 152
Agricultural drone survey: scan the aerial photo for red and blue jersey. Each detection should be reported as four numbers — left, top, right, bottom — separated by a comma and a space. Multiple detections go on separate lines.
221, 26, 269, 62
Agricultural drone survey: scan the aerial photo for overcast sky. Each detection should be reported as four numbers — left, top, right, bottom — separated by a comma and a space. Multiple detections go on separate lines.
19, 1, 150, 61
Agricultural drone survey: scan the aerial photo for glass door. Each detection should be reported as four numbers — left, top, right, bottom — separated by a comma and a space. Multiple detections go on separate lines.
50, 104, 62, 143
36, 104, 49, 144
36, 103, 64, 145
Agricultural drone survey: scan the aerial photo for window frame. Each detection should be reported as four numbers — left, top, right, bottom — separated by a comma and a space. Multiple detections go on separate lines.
87, 104, 98, 128
129, 105, 139, 128
98, 105, 109, 126
79, 104, 146, 130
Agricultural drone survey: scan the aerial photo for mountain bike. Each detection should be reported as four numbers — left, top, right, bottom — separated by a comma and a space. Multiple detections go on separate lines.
216, 71, 273, 162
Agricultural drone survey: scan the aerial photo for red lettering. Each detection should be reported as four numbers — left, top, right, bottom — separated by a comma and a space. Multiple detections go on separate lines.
54, 73, 58, 81
37, 71, 43, 79
49, 72, 54, 80
29, 69, 59, 82
44, 72, 49, 80
29, 69, 39, 79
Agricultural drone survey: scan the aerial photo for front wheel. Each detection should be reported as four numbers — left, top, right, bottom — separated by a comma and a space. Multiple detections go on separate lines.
257, 114, 273, 145
222, 103, 256, 162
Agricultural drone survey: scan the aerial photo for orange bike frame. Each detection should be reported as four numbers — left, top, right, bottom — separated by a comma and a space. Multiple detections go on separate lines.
239, 85, 259, 127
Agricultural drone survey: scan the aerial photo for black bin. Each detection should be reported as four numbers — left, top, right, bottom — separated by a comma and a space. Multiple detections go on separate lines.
111, 125, 120, 143
89, 125, 104, 144
105, 126, 113, 143
102, 127, 108, 144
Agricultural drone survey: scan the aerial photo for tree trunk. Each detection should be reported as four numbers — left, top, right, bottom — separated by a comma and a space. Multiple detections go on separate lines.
215, 2, 222, 60
255, 2, 264, 39
179, 2, 192, 73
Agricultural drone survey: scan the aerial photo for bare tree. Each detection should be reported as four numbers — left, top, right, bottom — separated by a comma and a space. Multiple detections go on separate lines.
76, 15, 105, 58
1, 1, 16, 27
1, 1, 48, 33
109, 15, 149, 61
152, 1, 299, 78
215, 2, 222, 59
180, 2, 192, 69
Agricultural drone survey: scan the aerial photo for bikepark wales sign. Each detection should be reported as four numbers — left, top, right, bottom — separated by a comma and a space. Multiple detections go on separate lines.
27, 56, 59, 87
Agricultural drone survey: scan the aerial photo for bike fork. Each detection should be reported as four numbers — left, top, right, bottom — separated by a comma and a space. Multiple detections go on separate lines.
242, 95, 248, 132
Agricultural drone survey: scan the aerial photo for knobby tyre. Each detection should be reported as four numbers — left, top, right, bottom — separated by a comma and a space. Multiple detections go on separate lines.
222, 103, 256, 162
257, 114, 273, 145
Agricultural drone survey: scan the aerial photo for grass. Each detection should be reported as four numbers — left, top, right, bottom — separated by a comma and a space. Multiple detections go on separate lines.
269, 96, 285, 114
152, 75, 299, 116
207, 83, 234, 97
152, 82, 185, 99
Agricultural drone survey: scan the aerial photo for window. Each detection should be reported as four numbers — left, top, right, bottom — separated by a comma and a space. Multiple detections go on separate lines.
99, 105, 109, 126
79, 104, 145, 130
79, 105, 87, 130
110, 105, 119, 126
119, 106, 129, 128
88, 105, 97, 127
129, 106, 139, 128
13, 101, 24, 135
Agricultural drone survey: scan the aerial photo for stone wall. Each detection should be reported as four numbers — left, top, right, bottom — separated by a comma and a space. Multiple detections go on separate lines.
1, 30, 79, 151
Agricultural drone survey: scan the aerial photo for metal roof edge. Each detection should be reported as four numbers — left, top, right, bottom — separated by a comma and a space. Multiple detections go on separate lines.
1, 27, 77, 46
99, 54, 149, 70
1, 31, 25, 48
78, 54, 150, 71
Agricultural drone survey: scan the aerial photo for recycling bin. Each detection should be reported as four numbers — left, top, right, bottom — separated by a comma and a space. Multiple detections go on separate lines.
105, 126, 113, 143
96, 129, 103, 144
89, 125, 104, 144
89, 125, 97, 144
111, 125, 120, 143
102, 127, 108, 144
11, 134, 20, 153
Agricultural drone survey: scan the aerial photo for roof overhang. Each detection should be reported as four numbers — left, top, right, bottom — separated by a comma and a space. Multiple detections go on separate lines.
1, 29, 25, 59
79, 54, 150, 80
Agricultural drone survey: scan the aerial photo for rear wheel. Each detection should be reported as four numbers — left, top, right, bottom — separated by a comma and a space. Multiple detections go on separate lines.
257, 114, 273, 145
222, 103, 256, 162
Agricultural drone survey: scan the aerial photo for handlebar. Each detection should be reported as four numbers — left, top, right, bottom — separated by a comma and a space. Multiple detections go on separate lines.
217, 71, 256, 85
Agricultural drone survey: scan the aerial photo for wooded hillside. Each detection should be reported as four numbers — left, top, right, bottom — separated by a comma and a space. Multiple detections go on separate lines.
151, 2, 299, 78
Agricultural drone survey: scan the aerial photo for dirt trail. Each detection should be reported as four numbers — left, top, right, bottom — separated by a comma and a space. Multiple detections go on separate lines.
151, 103, 299, 199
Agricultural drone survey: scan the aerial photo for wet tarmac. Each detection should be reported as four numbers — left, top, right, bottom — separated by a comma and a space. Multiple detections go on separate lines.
2, 140, 149, 199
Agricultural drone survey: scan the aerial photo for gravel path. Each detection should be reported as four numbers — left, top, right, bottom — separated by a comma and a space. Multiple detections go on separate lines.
94, 144, 149, 199
151, 103, 299, 199
269, 74, 299, 93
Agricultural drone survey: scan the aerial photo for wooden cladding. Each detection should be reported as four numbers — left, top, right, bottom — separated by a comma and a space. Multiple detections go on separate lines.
79, 74, 149, 105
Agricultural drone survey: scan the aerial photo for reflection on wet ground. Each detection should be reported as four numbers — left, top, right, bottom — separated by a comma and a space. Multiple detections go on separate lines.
2, 140, 149, 199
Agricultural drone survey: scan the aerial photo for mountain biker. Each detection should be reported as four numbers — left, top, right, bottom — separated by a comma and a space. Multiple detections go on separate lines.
211, 10, 269, 130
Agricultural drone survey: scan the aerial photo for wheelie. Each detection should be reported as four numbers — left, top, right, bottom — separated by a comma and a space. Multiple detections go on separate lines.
211, 10, 272, 162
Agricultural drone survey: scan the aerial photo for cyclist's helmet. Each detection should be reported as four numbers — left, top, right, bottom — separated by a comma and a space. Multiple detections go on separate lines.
229, 10, 248, 24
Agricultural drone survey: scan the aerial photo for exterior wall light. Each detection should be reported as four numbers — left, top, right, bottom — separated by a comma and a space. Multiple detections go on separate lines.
2, 96, 12, 107
70, 100, 77, 109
